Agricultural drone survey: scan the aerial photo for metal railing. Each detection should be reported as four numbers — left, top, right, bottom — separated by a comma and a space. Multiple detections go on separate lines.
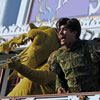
0, 92, 100, 100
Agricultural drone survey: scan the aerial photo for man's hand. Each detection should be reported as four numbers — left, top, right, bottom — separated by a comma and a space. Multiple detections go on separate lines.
57, 87, 66, 94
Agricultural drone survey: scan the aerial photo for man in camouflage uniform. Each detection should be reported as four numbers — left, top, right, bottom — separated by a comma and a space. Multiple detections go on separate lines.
48, 18, 100, 94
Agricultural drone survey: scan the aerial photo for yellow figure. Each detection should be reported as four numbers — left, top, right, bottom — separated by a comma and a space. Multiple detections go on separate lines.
0, 23, 60, 96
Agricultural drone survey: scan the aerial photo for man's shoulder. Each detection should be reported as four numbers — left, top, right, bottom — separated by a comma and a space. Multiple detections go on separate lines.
51, 45, 67, 55
81, 39, 95, 46
84, 39, 99, 46
81, 39, 100, 51
48, 46, 64, 63
49, 48, 60, 59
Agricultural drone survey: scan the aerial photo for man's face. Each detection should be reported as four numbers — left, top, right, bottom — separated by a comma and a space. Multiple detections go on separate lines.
58, 25, 76, 46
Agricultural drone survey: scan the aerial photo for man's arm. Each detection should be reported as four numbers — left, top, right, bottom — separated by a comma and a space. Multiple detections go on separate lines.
89, 40, 100, 62
48, 52, 68, 94
56, 75, 68, 94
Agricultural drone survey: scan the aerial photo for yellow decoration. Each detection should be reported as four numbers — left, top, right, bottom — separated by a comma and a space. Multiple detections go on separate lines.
0, 23, 59, 96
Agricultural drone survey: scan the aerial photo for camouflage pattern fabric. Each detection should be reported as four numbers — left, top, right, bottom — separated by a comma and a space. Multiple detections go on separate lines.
48, 40, 100, 93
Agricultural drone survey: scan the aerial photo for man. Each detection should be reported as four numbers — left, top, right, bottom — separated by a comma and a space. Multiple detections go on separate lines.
48, 18, 100, 94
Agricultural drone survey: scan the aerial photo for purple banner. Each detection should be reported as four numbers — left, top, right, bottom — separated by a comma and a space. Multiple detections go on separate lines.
29, 0, 100, 22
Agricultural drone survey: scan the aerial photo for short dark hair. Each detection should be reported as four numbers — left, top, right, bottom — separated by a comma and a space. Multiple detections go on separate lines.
56, 18, 81, 38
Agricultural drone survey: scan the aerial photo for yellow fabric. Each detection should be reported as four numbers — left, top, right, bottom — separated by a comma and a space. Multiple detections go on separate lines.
7, 78, 32, 96
8, 77, 55, 96
7, 62, 56, 96
0, 23, 59, 96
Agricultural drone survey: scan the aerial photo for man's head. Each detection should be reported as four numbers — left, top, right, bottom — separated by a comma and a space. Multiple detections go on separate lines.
56, 18, 81, 46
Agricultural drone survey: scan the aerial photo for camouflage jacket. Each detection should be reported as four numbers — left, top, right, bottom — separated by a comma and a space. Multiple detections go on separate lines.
48, 39, 100, 92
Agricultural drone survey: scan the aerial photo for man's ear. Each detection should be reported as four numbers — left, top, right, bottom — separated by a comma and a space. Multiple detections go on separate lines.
73, 31, 77, 36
